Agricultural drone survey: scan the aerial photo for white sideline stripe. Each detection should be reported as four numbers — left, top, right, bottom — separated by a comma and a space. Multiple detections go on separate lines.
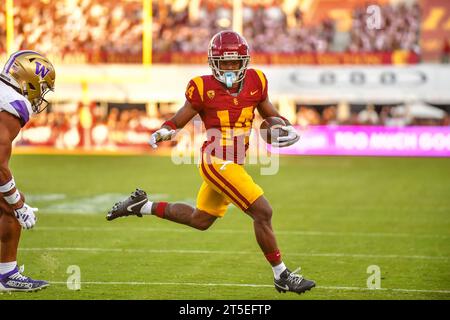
35, 226, 450, 239
48, 281, 450, 294
20, 247, 450, 261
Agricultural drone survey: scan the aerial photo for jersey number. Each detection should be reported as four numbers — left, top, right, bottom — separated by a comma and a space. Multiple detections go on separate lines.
186, 86, 195, 99
216, 107, 254, 146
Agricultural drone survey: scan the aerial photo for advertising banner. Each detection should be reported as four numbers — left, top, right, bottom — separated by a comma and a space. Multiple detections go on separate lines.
274, 126, 450, 157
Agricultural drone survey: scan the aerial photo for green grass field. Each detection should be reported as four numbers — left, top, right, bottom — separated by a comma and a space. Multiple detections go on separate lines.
1, 154, 449, 300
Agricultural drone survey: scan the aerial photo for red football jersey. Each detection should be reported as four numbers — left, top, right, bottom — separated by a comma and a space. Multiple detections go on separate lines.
185, 68, 268, 164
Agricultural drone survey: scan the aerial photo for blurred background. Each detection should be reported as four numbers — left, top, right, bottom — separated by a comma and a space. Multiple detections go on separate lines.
1, 0, 449, 156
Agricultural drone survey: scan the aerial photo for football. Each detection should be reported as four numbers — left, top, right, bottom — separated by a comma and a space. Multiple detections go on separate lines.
259, 116, 289, 144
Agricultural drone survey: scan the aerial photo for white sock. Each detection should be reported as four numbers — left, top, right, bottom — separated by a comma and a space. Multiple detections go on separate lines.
0, 261, 17, 275
140, 201, 154, 215
272, 262, 287, 280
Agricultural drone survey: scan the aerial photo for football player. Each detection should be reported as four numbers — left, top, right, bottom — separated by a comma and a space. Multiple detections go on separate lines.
0, 50, 55, 292
107, 31, 315, 294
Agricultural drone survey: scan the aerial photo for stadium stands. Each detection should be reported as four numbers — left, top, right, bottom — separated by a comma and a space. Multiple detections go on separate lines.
1, 0, 420, 63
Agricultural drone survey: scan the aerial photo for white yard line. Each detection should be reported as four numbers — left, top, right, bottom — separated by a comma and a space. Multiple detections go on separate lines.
35, 226, 450, 239
20, 247, 450, 261
47, 281, 450, 294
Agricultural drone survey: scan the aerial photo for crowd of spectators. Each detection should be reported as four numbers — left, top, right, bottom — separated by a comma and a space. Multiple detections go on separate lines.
2, 0, 143, 62
348, 2, 420, 54
0, 0, 420, 62
0, 1, 5, 54
20, 103, 166, 148
26, 105, 163, 132
153, 0, 335, 54
24, 102, 449, 133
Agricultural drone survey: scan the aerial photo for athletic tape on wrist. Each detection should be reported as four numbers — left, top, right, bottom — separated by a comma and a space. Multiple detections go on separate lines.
4, 189, 21, 205
0, 177, 15, 193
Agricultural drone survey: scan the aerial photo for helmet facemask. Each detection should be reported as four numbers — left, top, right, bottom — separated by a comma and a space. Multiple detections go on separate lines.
208, 53, 250, 88
25, 80, 53, 113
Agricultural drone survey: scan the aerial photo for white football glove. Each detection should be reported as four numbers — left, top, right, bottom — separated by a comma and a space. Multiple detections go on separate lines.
149, 128, 175, 149
272, 125, 300, 148
14, 203, 38, 230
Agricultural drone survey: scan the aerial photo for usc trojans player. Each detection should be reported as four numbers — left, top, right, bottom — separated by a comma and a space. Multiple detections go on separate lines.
107, 31, 315, 294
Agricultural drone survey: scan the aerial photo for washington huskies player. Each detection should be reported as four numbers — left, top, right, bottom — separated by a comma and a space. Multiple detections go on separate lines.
0, 51, 55, 291
107, 31, 315, 294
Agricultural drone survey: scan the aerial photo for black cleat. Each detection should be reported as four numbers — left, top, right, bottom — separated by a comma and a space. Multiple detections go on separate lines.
106, 189, 149, 221
274, 268, 315, 294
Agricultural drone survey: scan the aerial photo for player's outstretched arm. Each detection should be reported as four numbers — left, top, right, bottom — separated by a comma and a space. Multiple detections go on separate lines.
0, 112, 38, 229
149, 100, 198, 149
257, 97, 300, 147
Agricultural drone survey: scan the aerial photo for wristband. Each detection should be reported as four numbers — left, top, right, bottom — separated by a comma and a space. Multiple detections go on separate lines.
0, 177, 15, 193
162, 121, 177, 131
4, 189, 21, 205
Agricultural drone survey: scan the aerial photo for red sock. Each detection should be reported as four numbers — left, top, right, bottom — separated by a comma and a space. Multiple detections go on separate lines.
153, 202, 168, 218
265, 249, 282, 264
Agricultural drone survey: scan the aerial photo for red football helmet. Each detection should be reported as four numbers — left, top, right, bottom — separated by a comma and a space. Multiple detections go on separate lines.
208, 31, 250, 87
